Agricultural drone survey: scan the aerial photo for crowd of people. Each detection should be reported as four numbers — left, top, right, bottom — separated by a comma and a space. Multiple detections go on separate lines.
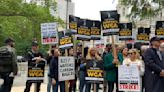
1, 36, 164, 92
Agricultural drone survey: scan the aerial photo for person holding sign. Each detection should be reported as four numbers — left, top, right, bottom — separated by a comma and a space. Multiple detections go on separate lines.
49, 49, 65, 92
24, 41, 46, 92
104, 45, 123, 92
85, 47, 102, 92
123, 49, 145, 92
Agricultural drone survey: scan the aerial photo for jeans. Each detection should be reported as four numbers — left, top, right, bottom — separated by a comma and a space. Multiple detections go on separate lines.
0, 73, 14, 92
24, 81, 41, 92
54, 81, 65, 92
86, 82, 99, 92
47, 77, 55, 92
79, 71, 86, 92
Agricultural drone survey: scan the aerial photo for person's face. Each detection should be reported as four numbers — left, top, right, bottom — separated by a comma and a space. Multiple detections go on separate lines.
129, 52, 136, 59
90, 48, 97, 56
10, 42, 15, 47
122, 48, 128, 56
54, 49, 60, 57
32, 45, 39, 52
69, 49, 74, 56
152, 41, 161, 48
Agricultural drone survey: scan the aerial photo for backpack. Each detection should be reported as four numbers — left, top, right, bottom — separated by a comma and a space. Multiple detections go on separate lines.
0, 46, 13, 66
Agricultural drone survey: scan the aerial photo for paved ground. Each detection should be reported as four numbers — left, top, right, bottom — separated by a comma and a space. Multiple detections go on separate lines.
0, 62, 106, 92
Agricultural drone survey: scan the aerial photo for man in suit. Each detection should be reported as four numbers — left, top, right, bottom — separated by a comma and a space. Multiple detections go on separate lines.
143, 37, 164, 92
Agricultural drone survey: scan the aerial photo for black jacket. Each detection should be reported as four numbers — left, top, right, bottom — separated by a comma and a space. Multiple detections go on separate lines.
143, 48, 164, 92
49, 57, 58, 80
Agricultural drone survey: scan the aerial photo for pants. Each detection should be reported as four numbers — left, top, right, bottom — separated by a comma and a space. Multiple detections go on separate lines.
79, 71, 86, 92
108, 81, 123, 92
86, 82, 99, 92
53, 81, 65, 92
47, 77, 55, 92
69, 78, 77, 92
0, 73, 14, 92
24, 81, 41, 92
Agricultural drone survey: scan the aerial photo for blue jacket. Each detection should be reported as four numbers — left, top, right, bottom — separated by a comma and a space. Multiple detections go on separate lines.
50, 57, 58, 81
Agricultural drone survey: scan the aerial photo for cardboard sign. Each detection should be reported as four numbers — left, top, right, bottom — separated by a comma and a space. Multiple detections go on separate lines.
85, 60, 103, 83
77, 19, 92, 41
100, 11, 120, 36
59, 36, 73, 49
69, 15, 80, 34
155, 21, 164, 38
119, 23, 133, 40
41, 23, 58, 45
58, 57, 75, 81
27, 67, 45, 83
118, 65, 140, 91
90, 20, 101, 40
137, 27, 150, 41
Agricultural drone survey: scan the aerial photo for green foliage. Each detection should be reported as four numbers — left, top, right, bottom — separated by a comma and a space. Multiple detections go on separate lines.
120, 0, 164, 20
0, 0, 64, 55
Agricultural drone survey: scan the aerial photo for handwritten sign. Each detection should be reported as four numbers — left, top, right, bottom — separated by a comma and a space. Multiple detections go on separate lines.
58, 57, 75, 81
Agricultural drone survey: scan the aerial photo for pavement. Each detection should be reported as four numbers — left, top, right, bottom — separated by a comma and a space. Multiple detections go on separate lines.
0, 62, 105, 92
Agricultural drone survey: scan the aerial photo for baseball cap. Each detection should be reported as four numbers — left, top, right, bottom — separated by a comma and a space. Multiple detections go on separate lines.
5, 38, 14, 43
32, 41, 39, 46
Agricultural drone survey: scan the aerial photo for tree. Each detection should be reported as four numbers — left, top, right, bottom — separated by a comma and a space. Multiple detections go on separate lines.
120, 0, 164, 20
0, 0, 64, 55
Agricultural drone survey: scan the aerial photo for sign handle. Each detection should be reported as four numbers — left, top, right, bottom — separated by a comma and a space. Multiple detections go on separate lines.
65, 49, 69, 92
93, 82, 97, 92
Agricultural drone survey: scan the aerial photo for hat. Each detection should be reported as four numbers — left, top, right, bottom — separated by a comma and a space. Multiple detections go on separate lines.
150, 37, 160, 43
5, 38, 14, 43
32, 41, 38, 46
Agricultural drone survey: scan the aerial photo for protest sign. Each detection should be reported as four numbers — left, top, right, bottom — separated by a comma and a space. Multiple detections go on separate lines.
137, 27, 150, 42
119, 23, 133, 40
155, 21, 164, 38
69, 15, 80, 34
90, 20, 101, 40
118, 65, 140, 91
100, 10, 120, 36
77, 19, 92, 41
58, 57, 75, 81
59, 36, 73, 49
27, 67, 45, 83
85, 60, 103, 83
41, 23, 58, 45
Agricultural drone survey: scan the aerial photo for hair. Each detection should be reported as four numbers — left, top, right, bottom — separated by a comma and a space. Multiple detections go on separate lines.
86, 47, 102, 61
129, 49, 141, 60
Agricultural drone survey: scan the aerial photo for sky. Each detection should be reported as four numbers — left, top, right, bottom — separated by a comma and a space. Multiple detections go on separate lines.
72, 0, 118, 20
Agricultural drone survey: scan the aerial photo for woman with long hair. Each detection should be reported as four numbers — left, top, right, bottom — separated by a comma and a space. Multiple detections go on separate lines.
85, 47, 102, 92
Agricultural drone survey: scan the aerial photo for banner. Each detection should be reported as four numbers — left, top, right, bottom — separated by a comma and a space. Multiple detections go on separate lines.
77, 19, 92, 41
27, 67, 45, 83
59, 36, 73, 49
85, 60, 103, 83
58, 57, 75, 81
118, 65, 140, 91
155, 21, 164, 38
41, 23, 58, 45
91, 20, 101, 40
137, 27, 150, 42
119, 23, 133, 40
100, 10, 120, 36
69, 15, 80, 34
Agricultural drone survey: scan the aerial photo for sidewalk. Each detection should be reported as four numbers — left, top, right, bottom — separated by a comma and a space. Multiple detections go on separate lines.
12, 84, 47, 92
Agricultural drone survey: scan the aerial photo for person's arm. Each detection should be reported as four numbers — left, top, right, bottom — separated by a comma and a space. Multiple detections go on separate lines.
49, 58, 57, 80
139, 60, 145, 76
12, 49, 18, 75
104, 53, 116, 70
143, 48, 162, 74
